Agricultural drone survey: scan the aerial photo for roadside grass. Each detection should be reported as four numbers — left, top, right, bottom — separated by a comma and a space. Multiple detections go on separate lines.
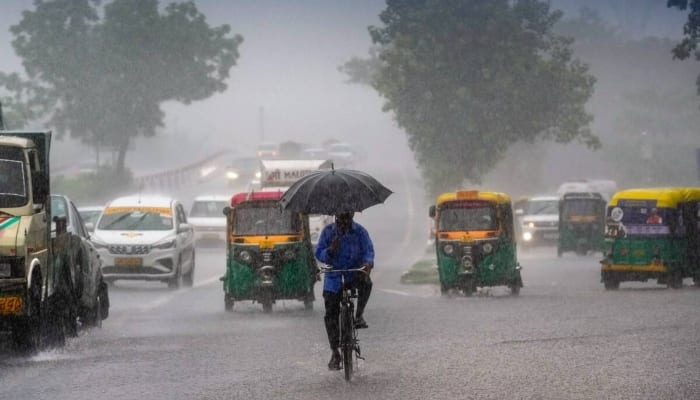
400, 258, 439, 285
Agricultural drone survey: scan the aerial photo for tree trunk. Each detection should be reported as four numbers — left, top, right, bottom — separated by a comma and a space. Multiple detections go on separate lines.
116, 138, 129, 175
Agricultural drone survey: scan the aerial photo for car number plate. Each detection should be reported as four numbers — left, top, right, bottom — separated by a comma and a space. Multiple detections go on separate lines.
0, 296, 24, 315
115, 257, 143, 267
543, 233, 559, 239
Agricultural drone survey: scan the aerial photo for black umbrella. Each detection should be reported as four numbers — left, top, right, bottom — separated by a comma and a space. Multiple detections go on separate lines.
279, 168, 392, 215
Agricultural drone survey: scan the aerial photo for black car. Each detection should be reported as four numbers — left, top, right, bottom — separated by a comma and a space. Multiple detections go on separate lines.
51, 195, 110, 331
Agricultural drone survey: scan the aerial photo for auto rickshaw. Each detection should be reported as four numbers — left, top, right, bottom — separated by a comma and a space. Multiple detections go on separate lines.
601, 187, 700, 290
557, 192, 607, 257
222, 191, 317, 312
429, 190, 523, 296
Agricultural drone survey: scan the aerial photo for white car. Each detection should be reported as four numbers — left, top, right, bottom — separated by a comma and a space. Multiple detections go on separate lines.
188, 195, 228, 245
327, 142, 356, 168
519, 195, 560, 248
91, 195, 195, 289
77, 205, 104, 233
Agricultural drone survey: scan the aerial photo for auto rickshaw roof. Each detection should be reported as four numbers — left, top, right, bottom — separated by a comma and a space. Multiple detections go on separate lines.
231, 191, 284, 206
608, 187, 700, 208
436, 190, 511, 206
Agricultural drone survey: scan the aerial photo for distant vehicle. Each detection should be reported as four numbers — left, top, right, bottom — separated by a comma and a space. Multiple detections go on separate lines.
256, 142, 279, 159
189, 195, 228, 245
91, 195, 195, 289
557, 179, 618, 202
518, 195, 560, 248
78, 206, 104, 233
226, 157, 261, 188
301, 147, 328, 160
52, 195, 109, 329
327, 142, 356, 168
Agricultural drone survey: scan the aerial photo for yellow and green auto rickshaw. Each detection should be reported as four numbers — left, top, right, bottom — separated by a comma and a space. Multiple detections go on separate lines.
601, 187, 700, 290
429, 190, 522, 296
222, 191, 317, 312
557, 192, 607, 257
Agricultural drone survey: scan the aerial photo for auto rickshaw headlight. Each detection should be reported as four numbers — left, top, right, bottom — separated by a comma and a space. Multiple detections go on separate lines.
522, 232, 533, 241
461, 256, 473, 270
482, 243, 493, 254
226, 171, 239, 180
283, 249, 296, 260
527, 222, 535, 228
239, 250, 252, 263
443, 244, 454, 255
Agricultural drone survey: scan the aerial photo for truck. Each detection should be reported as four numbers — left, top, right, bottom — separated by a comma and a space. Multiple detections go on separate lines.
0, 130, 76, 352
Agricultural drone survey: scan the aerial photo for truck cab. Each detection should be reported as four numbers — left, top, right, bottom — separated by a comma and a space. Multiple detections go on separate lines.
0, 131, 71, 352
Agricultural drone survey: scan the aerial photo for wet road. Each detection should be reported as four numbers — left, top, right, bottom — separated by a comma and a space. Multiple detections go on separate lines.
2, 165, 699, 399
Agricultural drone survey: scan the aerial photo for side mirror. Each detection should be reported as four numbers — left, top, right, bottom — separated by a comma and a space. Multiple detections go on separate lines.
178, 223, 191, 234
53, 216, 67, 235
85, 222, 95, 232
428, 205, 436, 219
223, 206, 231, 216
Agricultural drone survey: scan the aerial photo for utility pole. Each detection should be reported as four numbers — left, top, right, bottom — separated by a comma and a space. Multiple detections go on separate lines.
0, 101, 5, 130
258, 106, 265, 142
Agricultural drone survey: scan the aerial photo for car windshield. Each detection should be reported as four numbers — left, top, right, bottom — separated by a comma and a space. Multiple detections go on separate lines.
438, 203, 497, 231
79, 210, 102, 225
525, 200, 559, 215
233, 204, 298, 235
562, 199, 599, 217
0, 147, 28, 208
190, 201, 227, 218
98, 207, 173, 231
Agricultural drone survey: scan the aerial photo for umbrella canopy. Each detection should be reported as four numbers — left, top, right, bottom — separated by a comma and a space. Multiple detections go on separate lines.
279, 168, 392, 215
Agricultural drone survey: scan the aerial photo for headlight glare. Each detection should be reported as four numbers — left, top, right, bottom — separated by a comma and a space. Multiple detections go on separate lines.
226, 171, 239, 180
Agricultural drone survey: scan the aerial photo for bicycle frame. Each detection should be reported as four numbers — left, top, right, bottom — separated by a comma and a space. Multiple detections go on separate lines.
320, 266, 367, 381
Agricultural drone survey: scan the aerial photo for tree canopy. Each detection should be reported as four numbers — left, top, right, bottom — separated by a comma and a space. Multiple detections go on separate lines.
1, 0, 243, 172
343, 0, 598, 195
668, 0, 700, 97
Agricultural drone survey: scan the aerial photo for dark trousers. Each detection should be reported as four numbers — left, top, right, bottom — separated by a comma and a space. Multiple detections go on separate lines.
323, 277, 372, 350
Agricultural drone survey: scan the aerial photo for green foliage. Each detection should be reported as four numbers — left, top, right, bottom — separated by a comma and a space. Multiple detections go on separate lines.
52, 167, 134, 205
668, 0, 700, 96
6, 0, 243, 171
353, 0, 598, 196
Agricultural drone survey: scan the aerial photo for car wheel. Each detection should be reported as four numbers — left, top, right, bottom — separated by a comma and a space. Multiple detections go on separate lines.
224, 293, 234, 312
168, 266, 182, 289
83, 280, 107, 328
12, 273, 43, 354
183, 253, 195, 287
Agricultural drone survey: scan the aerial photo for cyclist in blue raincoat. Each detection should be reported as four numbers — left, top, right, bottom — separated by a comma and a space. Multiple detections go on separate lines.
315, 211, 374, 370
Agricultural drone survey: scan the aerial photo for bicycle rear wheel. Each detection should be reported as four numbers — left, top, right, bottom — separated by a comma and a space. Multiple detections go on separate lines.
340, 303, 354, 381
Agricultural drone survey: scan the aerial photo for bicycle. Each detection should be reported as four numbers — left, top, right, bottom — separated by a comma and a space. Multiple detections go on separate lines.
319, 266, 367, 381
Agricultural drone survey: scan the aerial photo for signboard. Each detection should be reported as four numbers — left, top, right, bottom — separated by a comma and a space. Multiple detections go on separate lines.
260, 159, 331, 187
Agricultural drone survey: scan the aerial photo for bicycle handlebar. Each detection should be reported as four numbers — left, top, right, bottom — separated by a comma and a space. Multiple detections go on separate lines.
318, 266, 369, 275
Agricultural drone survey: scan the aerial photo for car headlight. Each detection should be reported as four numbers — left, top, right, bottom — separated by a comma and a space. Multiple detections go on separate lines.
153, 239, 176, 249
90, 238, 108, 249
523, 232, 533, 241
239, 250, 252, 263
482, 243, 493, 254
283, 249, 296, 260
226, 171, 239, 180
255, 171, 262, 179
443, 244, 454, 255
527, 222, 535, 228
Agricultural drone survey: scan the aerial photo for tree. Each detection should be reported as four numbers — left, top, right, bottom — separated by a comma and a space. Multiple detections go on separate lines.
5, 0, 243, 173
668, 0, 700, 97
345, 0, 598, 195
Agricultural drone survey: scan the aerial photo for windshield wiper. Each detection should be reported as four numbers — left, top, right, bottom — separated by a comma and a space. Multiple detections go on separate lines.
126, 213, 150, 230
102, 213, 132, 229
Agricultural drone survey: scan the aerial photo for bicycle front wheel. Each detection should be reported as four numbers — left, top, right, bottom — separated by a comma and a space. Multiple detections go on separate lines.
340, 303, 354, 381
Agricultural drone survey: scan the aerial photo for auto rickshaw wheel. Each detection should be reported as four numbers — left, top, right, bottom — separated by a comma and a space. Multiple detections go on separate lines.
461, 279, 474, 297
603, 279, 619, 290
262, 301, 273, 313
439, 282, 449, 297
509, 284, 520, 296
667, 271, 683, 289
224, 294, 234, 312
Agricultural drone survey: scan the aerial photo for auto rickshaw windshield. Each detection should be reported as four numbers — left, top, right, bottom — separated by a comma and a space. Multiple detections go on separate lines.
233, 204, 300, 235
438, 202, 497, 231
562, 199, 599, 217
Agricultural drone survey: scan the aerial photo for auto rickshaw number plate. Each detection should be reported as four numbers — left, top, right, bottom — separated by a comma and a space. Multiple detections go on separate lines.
0, 296, 23, 315
115, 257, 143, 267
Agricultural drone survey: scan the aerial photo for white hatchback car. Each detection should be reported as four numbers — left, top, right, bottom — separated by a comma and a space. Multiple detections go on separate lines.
188, 195, 228, 245
91, 195, 195, 288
